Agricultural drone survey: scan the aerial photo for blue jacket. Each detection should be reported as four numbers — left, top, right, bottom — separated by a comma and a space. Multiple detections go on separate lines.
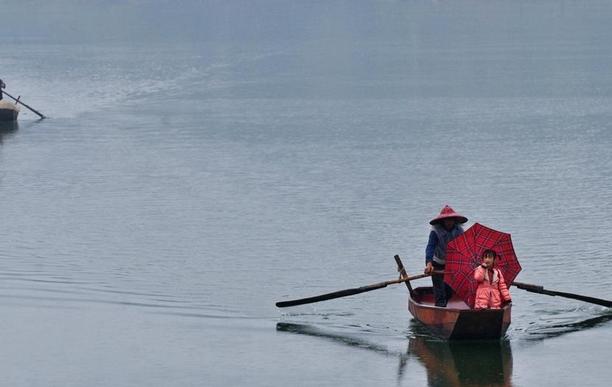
425, 231, 439, 264
425, 225, 464, 265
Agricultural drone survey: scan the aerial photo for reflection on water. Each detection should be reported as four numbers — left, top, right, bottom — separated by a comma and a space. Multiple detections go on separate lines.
523, 311, 612, 341
276, 322, 402, 356
408, 337, 513, 387
277, 322, 513, 386
0, 121, 19, 143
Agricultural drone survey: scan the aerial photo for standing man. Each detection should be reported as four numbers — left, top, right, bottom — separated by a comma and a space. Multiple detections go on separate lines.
0, 79, 6, 100
424, 205, 468, 307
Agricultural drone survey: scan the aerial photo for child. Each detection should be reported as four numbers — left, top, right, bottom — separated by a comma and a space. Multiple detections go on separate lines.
425, 205, 468, 307
474, 249, 512, 309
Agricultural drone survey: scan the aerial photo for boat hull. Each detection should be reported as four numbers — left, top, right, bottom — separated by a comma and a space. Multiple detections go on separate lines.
408, 287, 511, 340
0, 100, 20, 121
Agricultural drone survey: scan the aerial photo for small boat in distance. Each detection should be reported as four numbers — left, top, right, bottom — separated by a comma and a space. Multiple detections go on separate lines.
409, 286, 512, 340
0, 100, 20, 121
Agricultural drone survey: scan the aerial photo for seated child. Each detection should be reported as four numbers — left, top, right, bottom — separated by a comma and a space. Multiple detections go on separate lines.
474, 249, 511, 309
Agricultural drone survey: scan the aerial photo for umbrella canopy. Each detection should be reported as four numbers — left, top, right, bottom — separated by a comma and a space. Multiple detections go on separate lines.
444, 223, 522, 308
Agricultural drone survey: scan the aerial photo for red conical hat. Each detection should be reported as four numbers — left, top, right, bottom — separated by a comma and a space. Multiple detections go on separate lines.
429, 205, 468, 225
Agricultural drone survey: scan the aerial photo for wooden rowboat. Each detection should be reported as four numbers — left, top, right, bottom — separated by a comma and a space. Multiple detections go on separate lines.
0, 100, 20, 121
409, 286, 511, 340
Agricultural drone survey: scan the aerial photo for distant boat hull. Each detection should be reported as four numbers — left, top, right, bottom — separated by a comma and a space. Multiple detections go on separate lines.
0, 100, 20, 121
408, 286, 511, 340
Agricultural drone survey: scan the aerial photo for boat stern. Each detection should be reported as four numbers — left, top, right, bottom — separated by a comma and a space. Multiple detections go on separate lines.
0, 100, 20, 121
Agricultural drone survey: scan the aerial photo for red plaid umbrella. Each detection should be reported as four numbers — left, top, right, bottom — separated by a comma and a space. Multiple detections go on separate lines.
444, 223, 522, 307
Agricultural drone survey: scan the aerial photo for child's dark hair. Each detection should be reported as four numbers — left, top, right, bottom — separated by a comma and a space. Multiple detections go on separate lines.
482, 249, 497, 259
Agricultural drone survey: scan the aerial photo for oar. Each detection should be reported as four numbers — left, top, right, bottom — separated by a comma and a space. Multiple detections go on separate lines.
276, 271, 442, 308
512, 281, 612, 308
1, 90, 46, 119
394, 254, 415, 298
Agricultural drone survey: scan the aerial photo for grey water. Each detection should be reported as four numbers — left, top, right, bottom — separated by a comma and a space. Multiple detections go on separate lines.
1, 0, 611, 386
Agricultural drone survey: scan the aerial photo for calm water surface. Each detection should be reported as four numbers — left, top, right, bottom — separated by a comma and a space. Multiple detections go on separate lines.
0, 1, 611, 386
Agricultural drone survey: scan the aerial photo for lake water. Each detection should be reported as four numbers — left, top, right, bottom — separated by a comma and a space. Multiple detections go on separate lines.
0, 1, 611, 386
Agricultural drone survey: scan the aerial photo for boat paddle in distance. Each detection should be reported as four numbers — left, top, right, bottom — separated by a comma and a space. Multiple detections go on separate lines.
1, 90, 46, 119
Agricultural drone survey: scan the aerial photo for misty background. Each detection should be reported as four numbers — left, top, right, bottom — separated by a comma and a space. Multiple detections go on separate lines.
0, 1, 611, 386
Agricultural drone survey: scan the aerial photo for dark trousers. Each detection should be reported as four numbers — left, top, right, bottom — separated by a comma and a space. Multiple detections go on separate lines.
432, 262, 453, 307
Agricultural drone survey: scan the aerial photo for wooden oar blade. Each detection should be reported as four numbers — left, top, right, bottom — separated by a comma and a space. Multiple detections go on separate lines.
552, 291, 612, 308
276, 282, 388, 308
512, 281, 612, 308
